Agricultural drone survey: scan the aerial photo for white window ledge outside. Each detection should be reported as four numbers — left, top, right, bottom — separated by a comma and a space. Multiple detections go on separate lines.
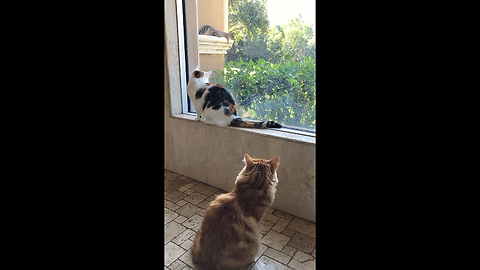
198, 35, 234, 55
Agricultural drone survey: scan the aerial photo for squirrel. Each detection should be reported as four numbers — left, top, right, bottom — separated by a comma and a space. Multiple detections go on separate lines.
198, 25, 234, 42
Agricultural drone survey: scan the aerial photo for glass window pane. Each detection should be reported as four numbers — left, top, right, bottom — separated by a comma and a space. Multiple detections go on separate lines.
194, 0, 315, 131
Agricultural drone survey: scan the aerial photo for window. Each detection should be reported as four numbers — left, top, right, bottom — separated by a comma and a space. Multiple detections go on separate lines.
179, 0, 316, 133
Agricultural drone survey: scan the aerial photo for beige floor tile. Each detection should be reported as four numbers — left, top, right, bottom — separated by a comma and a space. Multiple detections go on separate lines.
210, 192, 223, 199
261, 230, 291, 251
177, 183, 196, 192
190, 182, 219, 196
165, 179, 189, 193
165, 208, 178, 225
180, 239, 194, 250
250, 255, 291, 270
182, 177, 198, 184
181, 266, 194, 270
287, 217, 316, 238
311, 247, 316, 258
165, 190, 187, 203
197, 209, 206, 217
174, 215, 187, 224
164, 242, 187, 267
287, 232, 315, 253
262, 212, 281, 225
182, 214, 203, 231
183, 188, 195, 195
281, 227, 296, 237
176, 203, 202, 218
282, 245, 297, 257
165, 200, 180, 211
183, 192, 207, 205
264, 248, 292, 265
196, 194, 217, 209
165, 221, 187, 244
176, 200, 188, 206
196, 199, 210, 209
288, 250, 315, 270
259, 218, 276, 235
165, 171, 181, 181
259, 212, 281, 234
168, 259, 186, 270
172, 229, 196, 246
253, 243, 268, 262
178, 250, 195, 268
272, 210, 295, 221
272, 217, 290, 232
265, 206, 275, 214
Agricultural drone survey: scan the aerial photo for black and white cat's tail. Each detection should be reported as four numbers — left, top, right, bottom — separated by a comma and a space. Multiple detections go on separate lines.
230, 117, 282, 129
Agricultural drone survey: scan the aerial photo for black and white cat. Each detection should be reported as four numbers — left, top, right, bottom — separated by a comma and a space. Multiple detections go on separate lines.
187, 67, 282, 129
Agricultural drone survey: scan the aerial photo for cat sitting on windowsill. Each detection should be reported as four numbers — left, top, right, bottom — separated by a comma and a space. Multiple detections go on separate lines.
187, 66, 282, 129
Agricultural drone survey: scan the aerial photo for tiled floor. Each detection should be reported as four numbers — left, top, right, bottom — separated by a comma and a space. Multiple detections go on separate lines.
164, 169, 316, 270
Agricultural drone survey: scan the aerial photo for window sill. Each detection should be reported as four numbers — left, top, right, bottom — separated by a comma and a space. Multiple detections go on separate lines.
171, 113, 315, 146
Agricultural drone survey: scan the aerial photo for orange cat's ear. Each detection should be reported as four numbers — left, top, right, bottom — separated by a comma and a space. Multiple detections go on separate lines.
204, 71, 213, 78
244, 153, 254, 169
269, 157, 280, 173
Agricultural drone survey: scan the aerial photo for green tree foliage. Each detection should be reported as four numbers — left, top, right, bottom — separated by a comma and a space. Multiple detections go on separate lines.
226, 3, 315, 65
267, 15, 315, 63
227, 0, 270, 63
228, 0, 269, 41
226, 35, 271, 64
217, 56, 316, 129
218, 0, 316, 130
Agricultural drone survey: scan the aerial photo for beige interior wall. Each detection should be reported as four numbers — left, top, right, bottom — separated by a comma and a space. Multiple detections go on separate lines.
165, 0, 316, 223
164, 114, 316, 223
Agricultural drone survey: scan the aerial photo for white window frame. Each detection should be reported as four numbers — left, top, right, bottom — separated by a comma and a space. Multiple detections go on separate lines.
176, 0, 189, 114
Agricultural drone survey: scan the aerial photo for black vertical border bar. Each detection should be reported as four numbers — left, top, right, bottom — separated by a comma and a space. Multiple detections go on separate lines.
181, 0, 191, 112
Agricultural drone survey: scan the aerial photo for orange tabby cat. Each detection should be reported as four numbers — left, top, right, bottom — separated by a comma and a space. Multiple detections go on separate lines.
191, 153, 280, 270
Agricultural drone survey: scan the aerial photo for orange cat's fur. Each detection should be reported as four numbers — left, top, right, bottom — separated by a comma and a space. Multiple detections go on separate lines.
191, 153, 280, 270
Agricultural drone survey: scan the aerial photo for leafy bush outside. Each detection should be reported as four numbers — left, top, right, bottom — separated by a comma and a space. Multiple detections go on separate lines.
215, 53, 316, 129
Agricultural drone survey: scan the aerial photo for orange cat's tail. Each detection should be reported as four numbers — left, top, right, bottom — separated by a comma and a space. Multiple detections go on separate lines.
230, 117, 282, 128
